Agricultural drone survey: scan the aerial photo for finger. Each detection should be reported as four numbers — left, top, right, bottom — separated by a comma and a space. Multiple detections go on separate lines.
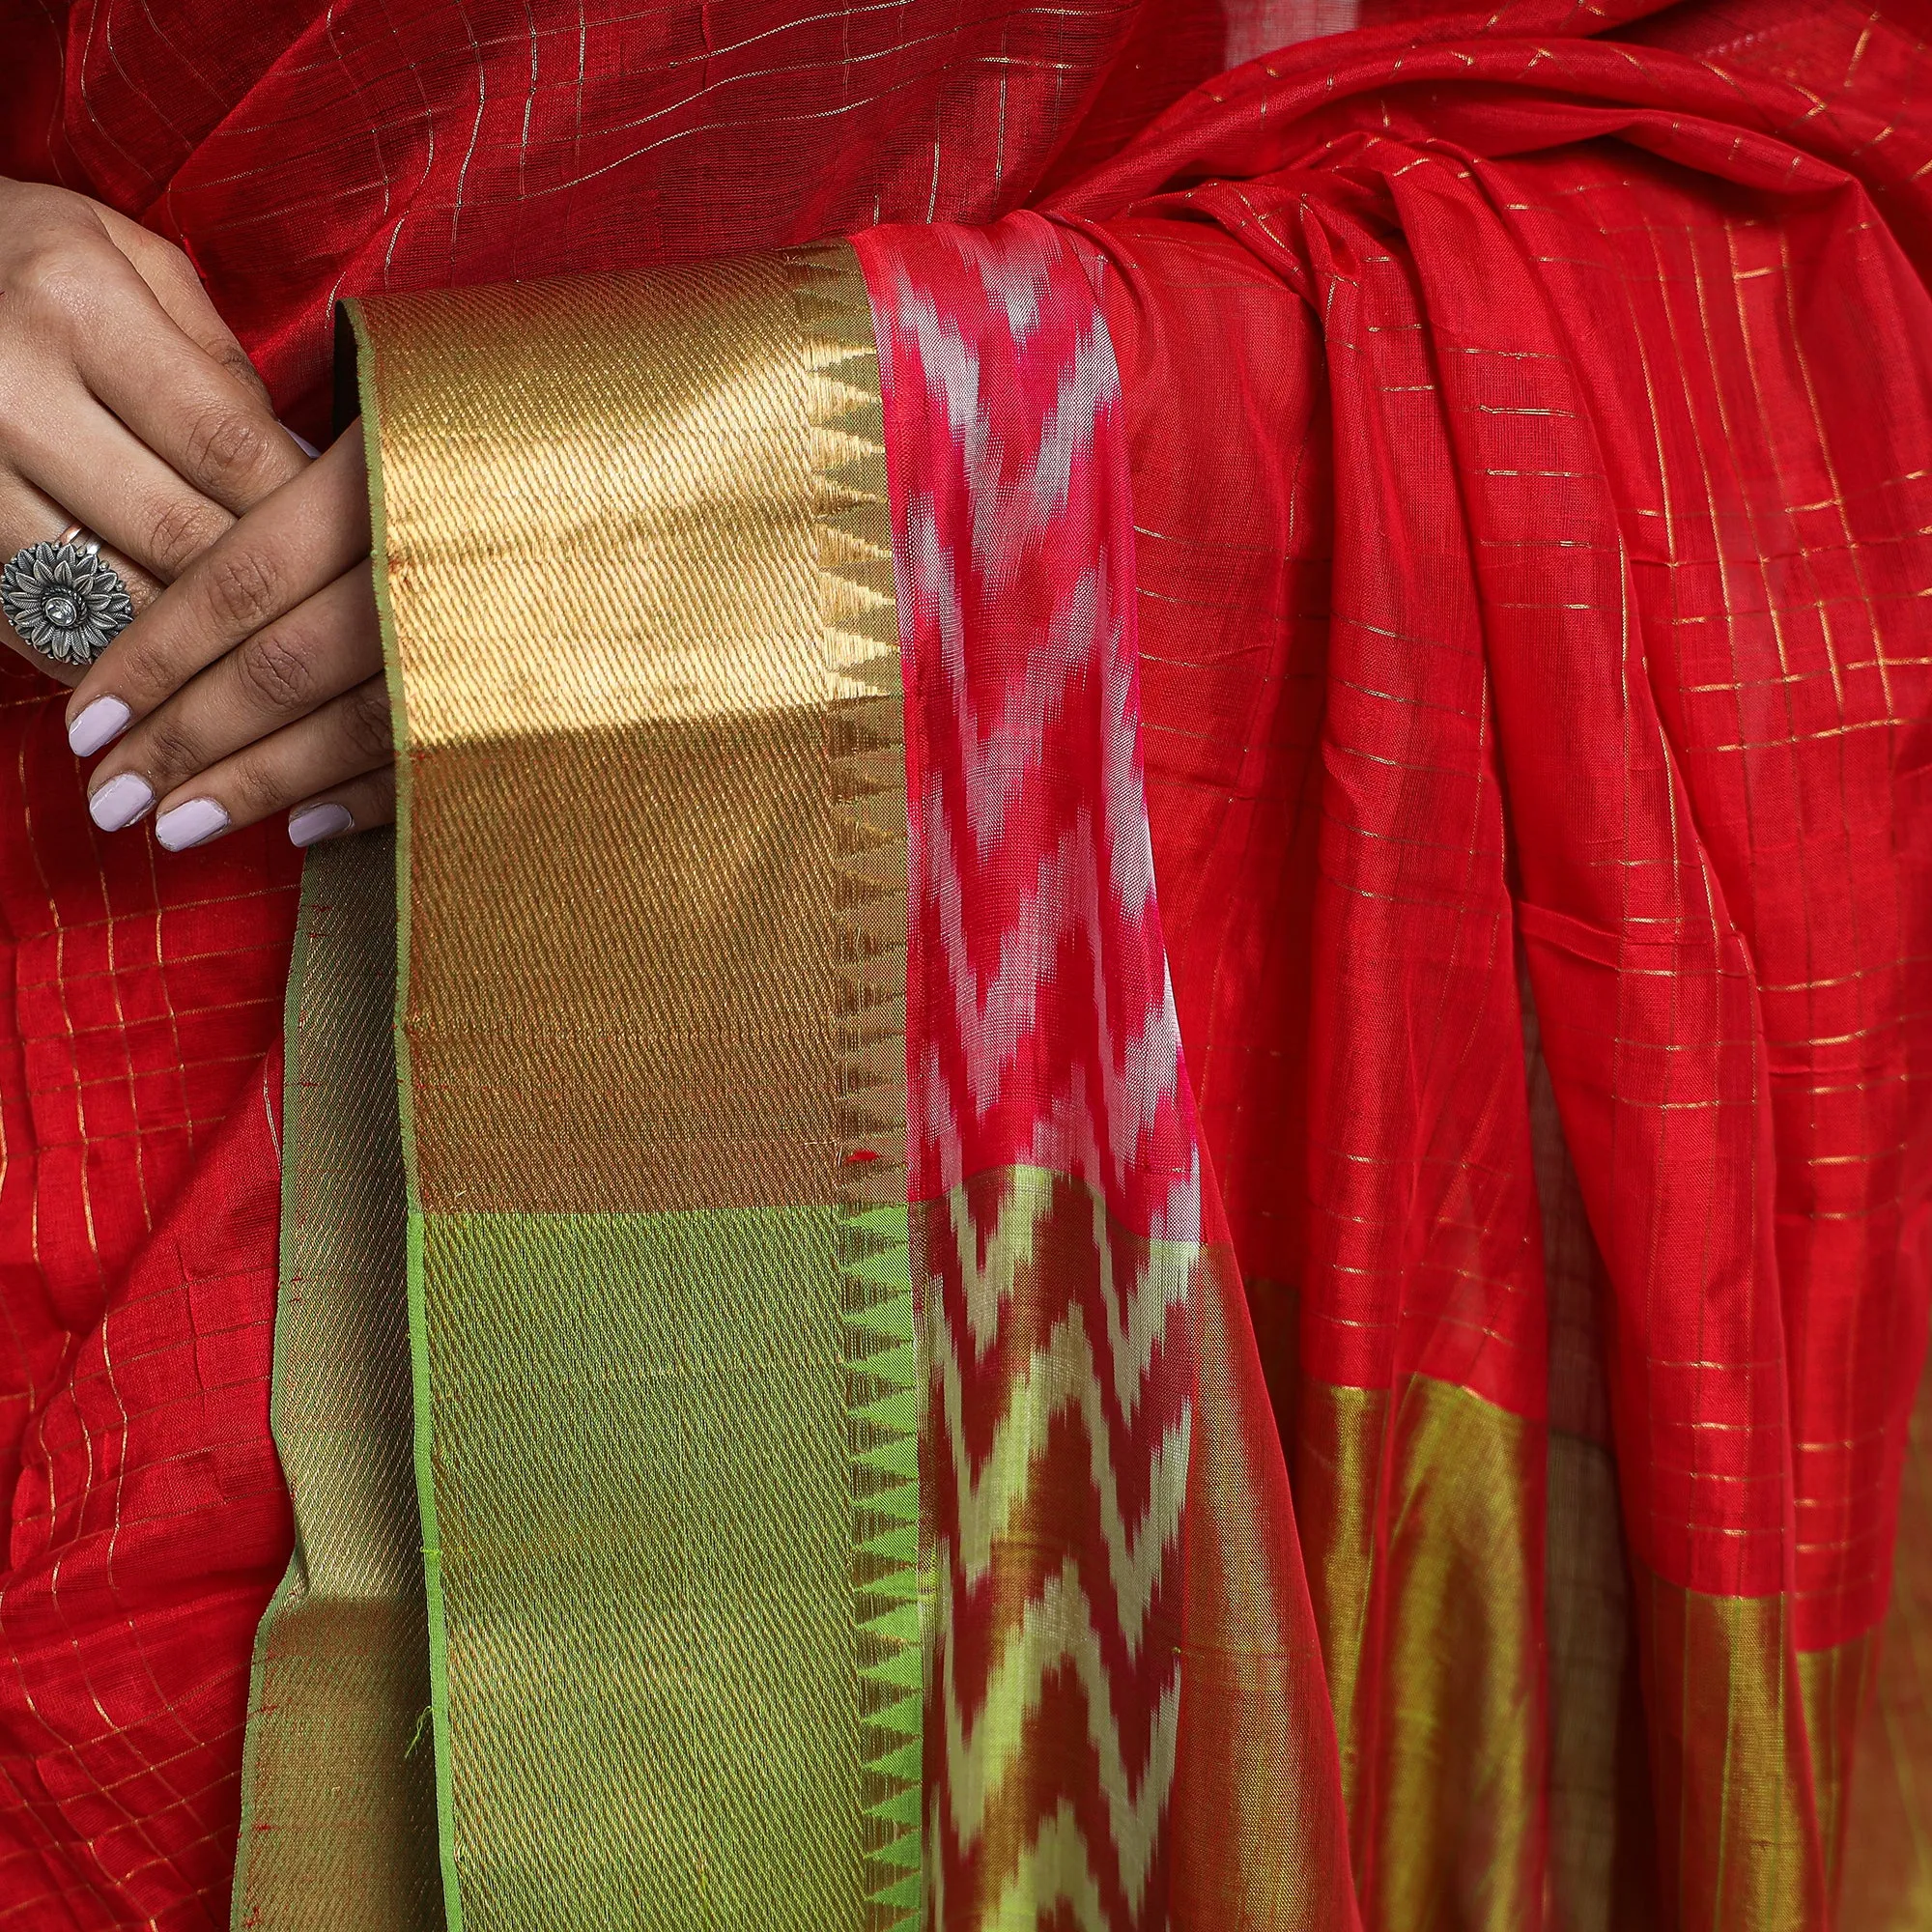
99, 227, 321, 461
9, 383, 235, 586
289, 765, 397, 847
59, 241, 306, 513
92, 207, 273, 408
0, 242, 239, 582
65, 426, 370, 747
143, 676, 394, 851
83, 562, 381, 826
0, 479, 159, 688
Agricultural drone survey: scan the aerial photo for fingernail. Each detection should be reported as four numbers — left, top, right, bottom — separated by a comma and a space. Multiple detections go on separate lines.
155, 797, 229, 852
89, 772, 154, 832
288, 802, 354, 848
68, 696, 130, 758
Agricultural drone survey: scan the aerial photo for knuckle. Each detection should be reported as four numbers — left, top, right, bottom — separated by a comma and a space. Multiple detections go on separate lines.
140, 718, 202, 783
145, 494, 225, 576
14, 243, 92, 315
147, 233, 194, 277
217, 343, 269, 397
341, 680, 393, 762
227, 755, 286, 817
200, 542, 280, 629
183, 402, 268, 492
233, 624, 314, 713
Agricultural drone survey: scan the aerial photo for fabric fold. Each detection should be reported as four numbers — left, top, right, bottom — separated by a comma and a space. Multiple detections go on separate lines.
231, 832, 440, 1932
227, 9, 1932, 1926
854, 208, 1357, 1929
340, 246, 915, 1932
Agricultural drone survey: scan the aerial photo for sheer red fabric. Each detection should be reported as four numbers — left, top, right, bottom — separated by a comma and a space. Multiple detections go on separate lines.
1063, 0, 1932, 1632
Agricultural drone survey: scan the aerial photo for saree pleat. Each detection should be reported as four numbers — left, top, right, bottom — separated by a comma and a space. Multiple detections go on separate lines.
230, 832, 439, 1931
1037, 15, 1932, 1913
1838, 1346, 1932, 1925
1530, 988, 1661, 1932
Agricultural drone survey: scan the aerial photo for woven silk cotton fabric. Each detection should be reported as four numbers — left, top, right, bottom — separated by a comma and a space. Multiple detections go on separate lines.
0, 0, 1928, 1927
228, 830, 438, 1932
855, 210, 1354, 1924
0, 0, 1312, 445
341, 244, 918, 1932
1035, 8, 1932, 1920
0, 2, 1168, 1919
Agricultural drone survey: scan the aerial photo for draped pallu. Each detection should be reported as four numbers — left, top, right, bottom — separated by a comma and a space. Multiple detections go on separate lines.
0, 2, 1928, 1929
240, 222, 1357, 1930
239, 44, 1932, 1914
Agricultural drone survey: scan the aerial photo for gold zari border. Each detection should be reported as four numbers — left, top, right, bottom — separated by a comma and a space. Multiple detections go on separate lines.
231, 833, 440, 1932
358, 250, 903, 1221
316, 245, 913, 1932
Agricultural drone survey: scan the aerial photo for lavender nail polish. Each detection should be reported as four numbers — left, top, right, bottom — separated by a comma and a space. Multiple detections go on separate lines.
89, 772, 153, 832
155, 797, 230, 852
289, 802, 354, 848
68, 697, 130, 758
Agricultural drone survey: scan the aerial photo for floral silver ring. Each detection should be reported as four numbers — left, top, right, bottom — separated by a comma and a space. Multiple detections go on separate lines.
1, 526, 135, 669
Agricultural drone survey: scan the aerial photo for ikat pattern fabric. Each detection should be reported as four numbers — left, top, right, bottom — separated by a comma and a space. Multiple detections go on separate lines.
859, 209, 1355, 1929
869, 213, 1202, 1926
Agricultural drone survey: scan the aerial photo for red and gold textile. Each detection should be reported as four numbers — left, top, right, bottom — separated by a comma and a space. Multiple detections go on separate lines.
0, 678, 295, 1926
0, 0, 1293, 445
0, 0, 1929, 1926
1039, 14, 1932, 1918
857, 210, 1354, 1925
0, 2, 1173, 1919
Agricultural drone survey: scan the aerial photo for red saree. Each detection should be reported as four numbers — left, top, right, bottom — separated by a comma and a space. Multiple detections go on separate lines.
0, 0, 1928, 1925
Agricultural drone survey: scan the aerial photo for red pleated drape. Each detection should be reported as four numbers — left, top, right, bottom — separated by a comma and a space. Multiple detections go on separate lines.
0, 0, 1928, 1923
1046, 1, 1932, 1918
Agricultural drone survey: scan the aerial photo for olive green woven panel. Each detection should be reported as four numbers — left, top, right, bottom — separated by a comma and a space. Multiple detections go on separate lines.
231, 832, 441, 1930
419, 1206, 880, 1929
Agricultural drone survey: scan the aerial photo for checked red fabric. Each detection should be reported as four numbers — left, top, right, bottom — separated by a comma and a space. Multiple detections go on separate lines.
0, 0, 1930, 1923
1045, 3, 1932, 1918
1060, 0, 1932, 1633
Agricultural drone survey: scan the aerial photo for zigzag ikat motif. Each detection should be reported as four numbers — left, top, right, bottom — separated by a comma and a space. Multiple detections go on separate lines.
854, 213, 1201, 1932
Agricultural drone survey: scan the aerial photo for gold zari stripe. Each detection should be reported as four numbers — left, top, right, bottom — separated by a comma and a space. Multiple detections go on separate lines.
231, 833, 440, 1932
359, 252, 901, 1221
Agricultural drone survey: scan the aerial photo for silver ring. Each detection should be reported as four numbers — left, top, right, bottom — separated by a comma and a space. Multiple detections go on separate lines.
1, 526, 133, 668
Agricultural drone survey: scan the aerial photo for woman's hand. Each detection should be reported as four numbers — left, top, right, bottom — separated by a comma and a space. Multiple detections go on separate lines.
63, 423, 393, 850
0, 177, 310, 682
